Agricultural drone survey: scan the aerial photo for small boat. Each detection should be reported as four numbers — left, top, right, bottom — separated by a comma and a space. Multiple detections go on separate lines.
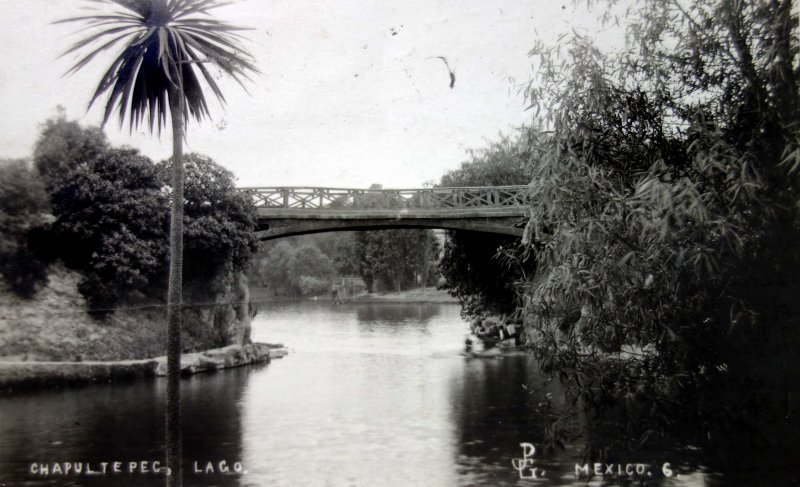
478, 335, 521, 349
462, 333, 525, 358
470, 316, 524, 349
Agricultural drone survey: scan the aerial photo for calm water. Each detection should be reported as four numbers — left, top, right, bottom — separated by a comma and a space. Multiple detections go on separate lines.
0, 302, 717, 486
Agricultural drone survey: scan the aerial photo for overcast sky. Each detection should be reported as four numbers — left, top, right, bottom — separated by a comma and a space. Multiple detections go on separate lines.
0, 0, 613, 189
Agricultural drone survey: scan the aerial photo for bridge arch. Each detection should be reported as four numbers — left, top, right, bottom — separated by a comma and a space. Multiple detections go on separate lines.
255, 216, 525, 240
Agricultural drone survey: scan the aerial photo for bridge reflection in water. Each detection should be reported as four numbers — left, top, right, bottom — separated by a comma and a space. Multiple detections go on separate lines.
237, 185, 534, 240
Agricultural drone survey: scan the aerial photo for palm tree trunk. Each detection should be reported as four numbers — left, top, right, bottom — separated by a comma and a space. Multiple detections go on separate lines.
166, 72, 185, 487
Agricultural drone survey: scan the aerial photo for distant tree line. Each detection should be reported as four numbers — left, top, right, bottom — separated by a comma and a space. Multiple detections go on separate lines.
341, 229, 441, 293
250, 229, 440, 298
0, 114, 257, 317
251, 239, 335, 297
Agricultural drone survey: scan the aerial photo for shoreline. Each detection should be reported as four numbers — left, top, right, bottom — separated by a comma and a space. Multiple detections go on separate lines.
0, 342, 288, 392
252, 286, 458, 305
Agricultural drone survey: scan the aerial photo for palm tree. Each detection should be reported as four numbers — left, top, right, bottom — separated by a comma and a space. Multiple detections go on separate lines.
59, 1, 257, 485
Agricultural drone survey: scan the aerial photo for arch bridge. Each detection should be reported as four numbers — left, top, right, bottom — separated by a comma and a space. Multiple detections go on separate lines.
237, 185, 534, 240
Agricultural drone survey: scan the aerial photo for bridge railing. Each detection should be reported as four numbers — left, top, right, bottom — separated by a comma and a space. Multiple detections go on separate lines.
237, 186, 534, 211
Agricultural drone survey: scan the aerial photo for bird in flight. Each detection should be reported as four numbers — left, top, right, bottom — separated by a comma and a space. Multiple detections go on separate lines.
429, 56, 456, 89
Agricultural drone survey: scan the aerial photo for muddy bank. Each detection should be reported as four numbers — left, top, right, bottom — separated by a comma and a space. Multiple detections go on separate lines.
0, 343, 288, 392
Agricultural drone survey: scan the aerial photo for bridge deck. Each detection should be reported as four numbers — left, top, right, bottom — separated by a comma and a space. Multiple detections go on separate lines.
239, 185, 534, 214
238, 185, 533, 239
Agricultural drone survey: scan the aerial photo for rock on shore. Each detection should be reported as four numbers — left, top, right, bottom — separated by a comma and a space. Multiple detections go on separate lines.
152, 343, 287, 376
0, 343, 288, 391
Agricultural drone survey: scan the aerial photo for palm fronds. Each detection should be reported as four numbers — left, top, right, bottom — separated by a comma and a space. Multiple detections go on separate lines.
57, 0, 259, 134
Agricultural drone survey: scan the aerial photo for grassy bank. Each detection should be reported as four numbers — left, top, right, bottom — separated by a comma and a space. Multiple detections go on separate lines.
0, 264, 245, 362
0, 264, 168, 361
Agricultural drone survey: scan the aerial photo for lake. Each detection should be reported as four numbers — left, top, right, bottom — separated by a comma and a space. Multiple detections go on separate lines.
0, 301, 720, 486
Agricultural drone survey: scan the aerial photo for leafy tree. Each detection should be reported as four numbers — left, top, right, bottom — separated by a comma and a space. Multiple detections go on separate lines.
332, 232, 361, 276
48, 147, 168, 310
438, 231, 523, 318
255, 241, 334, 297
161, 153, 258, 300
514, 0, 800, 469
289, 244, 334, 295
437, 130, 536, 317
33, 112, 109, 192
298, 276, 331, 296
289, 244, 334, 284
252, 227, 438, 296
60, 1, 258, 482
352, 229, 440, 292
440, 132, 537, 187
0, 159, 51, 297
32, 117, 257, 316
352, 232, 379, 292
281, 184, 441, 293
256, 241, 295, 295
170, 153, 257, 349
305, 231, 349, 258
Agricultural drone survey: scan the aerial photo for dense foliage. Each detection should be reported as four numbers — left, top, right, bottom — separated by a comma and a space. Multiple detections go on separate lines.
252, 228, 440, 297
33, 113, 109, 192
352, 230, 440, 293
21, 117, 259, 315
48, 147, 168, 310
438, 231, 524, 318
510, 0, 800, 468
437, 132, 536, 317
254, 241, 335, 297
160, 153, 259, 301
0, 159, 51, 297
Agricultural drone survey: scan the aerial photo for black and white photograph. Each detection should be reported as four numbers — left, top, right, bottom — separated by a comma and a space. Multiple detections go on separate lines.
1, 0, 799, 485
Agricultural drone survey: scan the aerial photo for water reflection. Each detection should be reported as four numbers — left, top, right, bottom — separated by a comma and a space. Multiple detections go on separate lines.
0, 301, 742, 486
178, 368, 250, 487
447, 353, 587, 485
0, 366, 253, 486
355, 303, 439, 325
241, 301, 462, 486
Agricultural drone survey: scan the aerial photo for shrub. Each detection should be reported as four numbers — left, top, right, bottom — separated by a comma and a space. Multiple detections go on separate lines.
0, 159, 52, 297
